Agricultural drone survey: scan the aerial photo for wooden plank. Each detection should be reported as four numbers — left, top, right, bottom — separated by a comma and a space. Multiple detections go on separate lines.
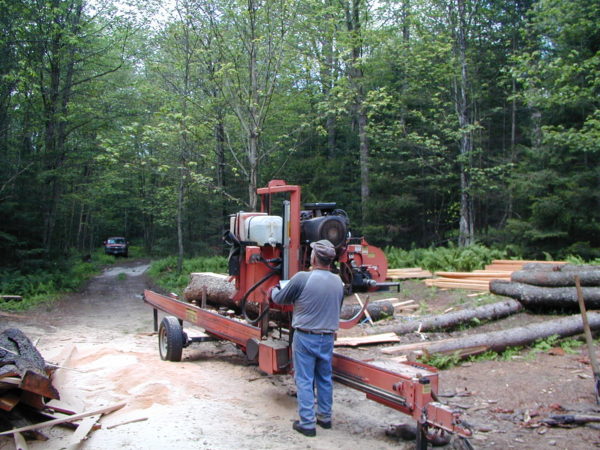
354, 294, 374, 326
13, 432, 28, 450
0, 401, 127, 436
67, 414, 100, 449
0, 391, 20, 411
335, 333, 400, 347
104, 416, 148, 430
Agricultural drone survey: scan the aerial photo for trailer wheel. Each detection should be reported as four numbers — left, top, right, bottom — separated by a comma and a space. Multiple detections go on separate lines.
158, 316, 184, 362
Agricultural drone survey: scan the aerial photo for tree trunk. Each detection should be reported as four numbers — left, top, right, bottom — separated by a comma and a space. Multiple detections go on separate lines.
522, 263, 599, 272
451, 0, 474, 247
490, 280, 600, 310
382, 312, 600, 356
367, 299, 522, 335
340, 300, 394, 321
511, 270, 600, 287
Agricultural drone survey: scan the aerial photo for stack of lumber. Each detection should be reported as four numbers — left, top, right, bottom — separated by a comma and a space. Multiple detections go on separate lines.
424, 260, 565, 292
387, 267, 432, 280
484, 259, 565, 272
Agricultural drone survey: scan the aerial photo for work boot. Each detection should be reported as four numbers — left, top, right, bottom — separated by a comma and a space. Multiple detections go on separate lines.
293, 421, 316, 437
317, 418, 332, 429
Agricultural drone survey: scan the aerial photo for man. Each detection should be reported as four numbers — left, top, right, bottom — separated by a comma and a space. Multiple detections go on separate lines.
271, 239, 345, 437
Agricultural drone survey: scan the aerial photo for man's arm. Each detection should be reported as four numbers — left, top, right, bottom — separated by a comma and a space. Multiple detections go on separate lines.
271, 272, 310, 305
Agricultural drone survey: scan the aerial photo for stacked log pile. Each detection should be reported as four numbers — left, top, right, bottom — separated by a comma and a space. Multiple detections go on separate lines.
490, 263, 600, 310
424, 259, 565, 291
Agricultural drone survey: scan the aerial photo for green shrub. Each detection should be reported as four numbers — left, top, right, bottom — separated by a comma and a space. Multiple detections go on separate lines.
385, 243, 510, 272
147, 256, 228, 295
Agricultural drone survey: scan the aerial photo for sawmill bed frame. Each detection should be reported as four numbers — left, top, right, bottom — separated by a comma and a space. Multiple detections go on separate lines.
143, 289, 472, 448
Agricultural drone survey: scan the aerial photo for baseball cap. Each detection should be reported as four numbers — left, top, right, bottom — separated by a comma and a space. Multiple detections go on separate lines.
310, 239, 336, 261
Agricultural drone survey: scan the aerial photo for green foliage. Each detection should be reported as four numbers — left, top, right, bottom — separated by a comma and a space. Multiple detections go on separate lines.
0, 251, 112, 311
420, 352, 463, 370
384, 244, 509, 272
148, 256, 228, 295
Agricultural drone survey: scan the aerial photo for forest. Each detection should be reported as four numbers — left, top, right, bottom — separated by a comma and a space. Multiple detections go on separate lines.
0, 0, 599, 274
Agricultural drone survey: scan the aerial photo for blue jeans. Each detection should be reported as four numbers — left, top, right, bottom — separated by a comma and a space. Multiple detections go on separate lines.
292, 330, 335, 428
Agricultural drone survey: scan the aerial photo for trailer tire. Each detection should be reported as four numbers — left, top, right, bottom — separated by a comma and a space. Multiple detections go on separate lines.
159, 316, 184, 362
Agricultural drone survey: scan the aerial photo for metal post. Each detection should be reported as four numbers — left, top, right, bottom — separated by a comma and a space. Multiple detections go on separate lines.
415, 421, 428, 450
153, 308, 158, 332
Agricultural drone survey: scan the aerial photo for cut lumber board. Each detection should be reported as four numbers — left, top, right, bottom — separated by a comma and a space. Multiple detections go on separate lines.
334, 333, 400, 347
0, 401, 127, 436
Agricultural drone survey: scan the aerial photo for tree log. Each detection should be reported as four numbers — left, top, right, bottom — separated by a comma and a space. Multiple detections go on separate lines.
183, 272, 389, 321
183, 272, 237, 308
490, 280, 600, 310
522, 263, 598, 272
512, 269, 600, 287
382, 312, 600, 356
365, 299, 522, 335
340, 300, 394, 321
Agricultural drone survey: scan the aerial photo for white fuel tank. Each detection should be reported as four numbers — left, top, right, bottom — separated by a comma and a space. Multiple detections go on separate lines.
245, 215, 283, 246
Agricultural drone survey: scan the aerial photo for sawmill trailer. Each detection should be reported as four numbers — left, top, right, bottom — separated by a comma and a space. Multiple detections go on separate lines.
143, 180, 472, 448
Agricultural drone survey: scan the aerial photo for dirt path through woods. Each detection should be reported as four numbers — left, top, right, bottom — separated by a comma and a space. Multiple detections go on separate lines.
2, 261, 600, 449
1, 261, 408, 450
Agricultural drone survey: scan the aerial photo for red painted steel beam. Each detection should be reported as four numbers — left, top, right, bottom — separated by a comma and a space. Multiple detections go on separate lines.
143, 290, 261, 348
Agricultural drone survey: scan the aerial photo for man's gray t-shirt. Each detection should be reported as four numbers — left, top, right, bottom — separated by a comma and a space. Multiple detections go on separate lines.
271, 269, 344, 333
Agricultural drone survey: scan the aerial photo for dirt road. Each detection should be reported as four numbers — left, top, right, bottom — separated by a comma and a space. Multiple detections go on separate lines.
1, 261, 413, 450
2, 261, 599, 449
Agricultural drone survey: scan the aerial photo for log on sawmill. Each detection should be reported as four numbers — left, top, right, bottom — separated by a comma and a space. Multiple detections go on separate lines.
183, 272, 394, 322
183, 272, 237, 308
365, 299, 523, 335
490, 280, 600, 310
511, 268, 600, 287
340, 300, 395, 321
382, 311, 600, 356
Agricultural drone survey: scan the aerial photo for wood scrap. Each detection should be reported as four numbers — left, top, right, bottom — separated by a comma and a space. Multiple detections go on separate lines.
364, 299, 523, 336
0, 401, 127, 436
67, 414, 101, 449
13, 432, 28, 450
354, 294, 374, 326
104, 416, 149, 430
334, 332, 400, 347
381, 311, 600, 356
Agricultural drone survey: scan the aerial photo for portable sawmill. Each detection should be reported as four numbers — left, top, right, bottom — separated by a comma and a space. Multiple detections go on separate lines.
143, 179, 472, 448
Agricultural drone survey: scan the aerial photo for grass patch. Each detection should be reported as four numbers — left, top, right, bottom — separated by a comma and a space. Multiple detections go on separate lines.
0, 248, 118, 311
147, 256, 228, 295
